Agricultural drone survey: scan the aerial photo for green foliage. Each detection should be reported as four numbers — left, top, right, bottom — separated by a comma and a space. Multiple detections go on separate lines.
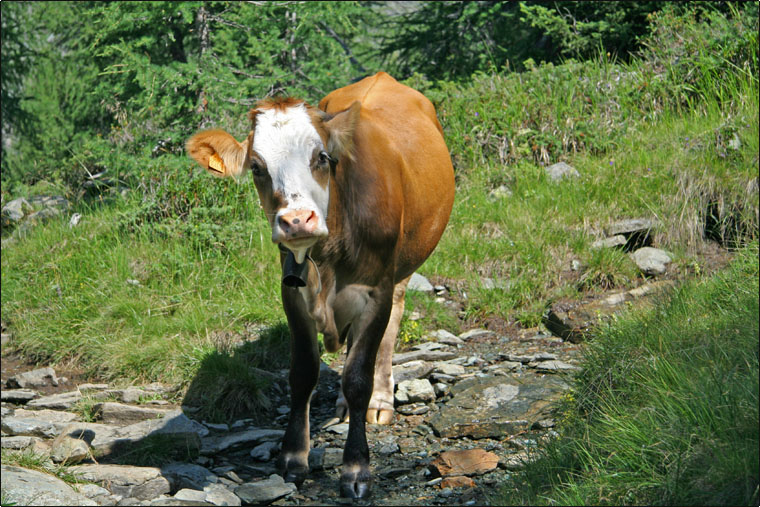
498, 242, 759, 506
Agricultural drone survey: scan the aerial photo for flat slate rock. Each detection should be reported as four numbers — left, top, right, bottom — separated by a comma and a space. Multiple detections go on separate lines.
26, 390, 82, 410
1, 464, 98, 506
392, 349, 457, 365
70, 464, 171, 500
429, 374, 569, 439
235, 474, 296, 504
1, 388, 39, 403
200, 428, 284, 455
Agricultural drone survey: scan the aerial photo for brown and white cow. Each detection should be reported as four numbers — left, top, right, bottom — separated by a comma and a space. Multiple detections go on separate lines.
186, 72, 455, 498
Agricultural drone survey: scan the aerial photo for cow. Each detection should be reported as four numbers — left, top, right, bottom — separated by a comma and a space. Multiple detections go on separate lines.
186, 71, 455, 498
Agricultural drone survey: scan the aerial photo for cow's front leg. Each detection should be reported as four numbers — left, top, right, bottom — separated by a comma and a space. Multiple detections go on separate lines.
336, 276, 409, 425
277, 287, 320, 484
339, 282, 393, 498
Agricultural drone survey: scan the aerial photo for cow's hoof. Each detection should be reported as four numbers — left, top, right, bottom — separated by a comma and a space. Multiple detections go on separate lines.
277, 455, 309, 486
366, 407, 393, 425
340, 471, 371, 499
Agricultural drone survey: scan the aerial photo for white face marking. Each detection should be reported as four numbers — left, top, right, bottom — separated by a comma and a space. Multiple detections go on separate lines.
252, 104, 329, 253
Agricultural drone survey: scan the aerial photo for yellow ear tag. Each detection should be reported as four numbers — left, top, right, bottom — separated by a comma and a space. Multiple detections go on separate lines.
208, 153, 226, 175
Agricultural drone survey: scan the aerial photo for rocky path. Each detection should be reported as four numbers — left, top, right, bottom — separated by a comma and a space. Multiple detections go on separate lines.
1, 279, 676, 506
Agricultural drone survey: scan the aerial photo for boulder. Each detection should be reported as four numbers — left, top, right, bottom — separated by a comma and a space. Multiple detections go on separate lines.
545, 162, 580, 182
429, 449, 499, 477
395, 379, 436, 405
630, 247, 672, 276
7, 367, 59, 388
407, 273, 434, 292
1, 464, 98, 506
429, 374, 569, 439
69, 464, 171, 500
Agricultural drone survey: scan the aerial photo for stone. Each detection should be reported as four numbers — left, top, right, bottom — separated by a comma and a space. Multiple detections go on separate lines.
395, 379, 436, 405
545, 162, 580, 182
70, 464, 171, 500
392, 350, 456, 365
502, 452, 536, 470
78, 383, 110, 391
427, 329, 464, 346
1, 435, 42, 449
533, 360, 580, 373
591, 235, 627, 249
1, 464, 98, 506
429, 374, 569, 439
50, 434, 90, 464
152, 498, 214, 506
433, 382, 450, 397
1, 416, 64, 438
174, 489, 209, 502
2, 198, 32, 225
630, 247, 672, 276
433, 361, 465, 376
543, 298, 623, 343
429, 449, 499, 477
161, 462, 218, 490
27, 390, 82, 410
13, 408, 79, 423
57, 411, 207, 457
440, 475, 476, 489
203, 422, 229, 432
327, 423, 349, 435
234, 474, 296, 505
412, 341, 450, 352
77, 483, 117, 504
1, 388, 39, 403
392, 360, 434, 384
119, 387, 150, 403
94, 402, 174, 425
7, 367, 59, 388
458, 329, 495, 341
408, 273, 434, 292
200, 428, 284, 455
203, 483, 242, 506
604, 218, 658, 250
489, 185, 513, 199
250, 441, 279, 461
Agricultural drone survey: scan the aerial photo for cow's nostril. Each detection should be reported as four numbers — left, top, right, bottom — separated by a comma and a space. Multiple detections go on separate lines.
293, 218, 300, 224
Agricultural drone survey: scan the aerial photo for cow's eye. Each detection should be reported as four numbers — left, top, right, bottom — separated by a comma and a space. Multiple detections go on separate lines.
318, 151, 330, 167
251, 161, 265, 177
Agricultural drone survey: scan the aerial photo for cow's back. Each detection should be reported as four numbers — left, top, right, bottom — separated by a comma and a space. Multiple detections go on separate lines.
319, 72, 455, 281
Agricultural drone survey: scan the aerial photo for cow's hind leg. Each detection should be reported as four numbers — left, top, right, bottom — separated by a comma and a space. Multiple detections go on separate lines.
336, 276, 409, 425
277, 289, 320, 484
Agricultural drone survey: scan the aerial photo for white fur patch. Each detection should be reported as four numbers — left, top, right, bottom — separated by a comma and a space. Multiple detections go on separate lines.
252, 104, 329, 248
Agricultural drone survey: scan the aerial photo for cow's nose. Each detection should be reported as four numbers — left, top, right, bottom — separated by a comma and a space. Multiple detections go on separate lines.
278, 209, 318, 238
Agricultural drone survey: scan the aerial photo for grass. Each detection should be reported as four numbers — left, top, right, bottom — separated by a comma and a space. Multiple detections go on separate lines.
495, 241, 759, 505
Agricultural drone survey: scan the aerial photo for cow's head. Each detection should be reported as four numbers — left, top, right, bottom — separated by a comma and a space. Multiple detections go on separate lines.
187, 98, 360, 263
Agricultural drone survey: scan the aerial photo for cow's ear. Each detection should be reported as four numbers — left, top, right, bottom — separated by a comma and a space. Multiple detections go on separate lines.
324, 101, 361, 162
186, 129, 253, 180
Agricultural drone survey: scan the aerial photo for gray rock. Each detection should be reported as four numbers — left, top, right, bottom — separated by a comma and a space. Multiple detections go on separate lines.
250, 441, 279, 461
458, 329, 495, 341
203, 483, 242, 506
203, 422, 229, 432
50, 435, 90, 464
77, 483, 118, 504
70, 464, 171, 500
392, 349, 456, 365
173, 489, 209, 502
545, 162, 580, 182
1, 388, 39, 403
327, 423, 349, 435
433, 361, 465, 376
408, 273, 434, 292
1, 435, 42, 449
532, 360, 580, 373
13, 408, 79, 423
57, 411, 207, 457
392, 360, 434, 384
119, 387, 150, 403
27, 390, 82, 409
234, 474, 296, 504
426, 329, 464, 346
151, 498, 214, 506
411, 341, 450, 352
28, 195, 70, 210
7, 367, 59, 388
605, 218, 657, 236
395, 379, 436, 405
78, 383, 110, 391
429, 374, 569, 439
94, 402, 174, 425
200, 428, 284, 455
433, 382, 450, 397
2, 198, 32, 224
507, 354, 536, 363
630, 247, 672, 276
489, 185, 513, 199
1, 416, 64, 438
1, 464, 98, 506
591, 235, 627, 249
397, 403, 430, 415
161, 462, 218, 490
